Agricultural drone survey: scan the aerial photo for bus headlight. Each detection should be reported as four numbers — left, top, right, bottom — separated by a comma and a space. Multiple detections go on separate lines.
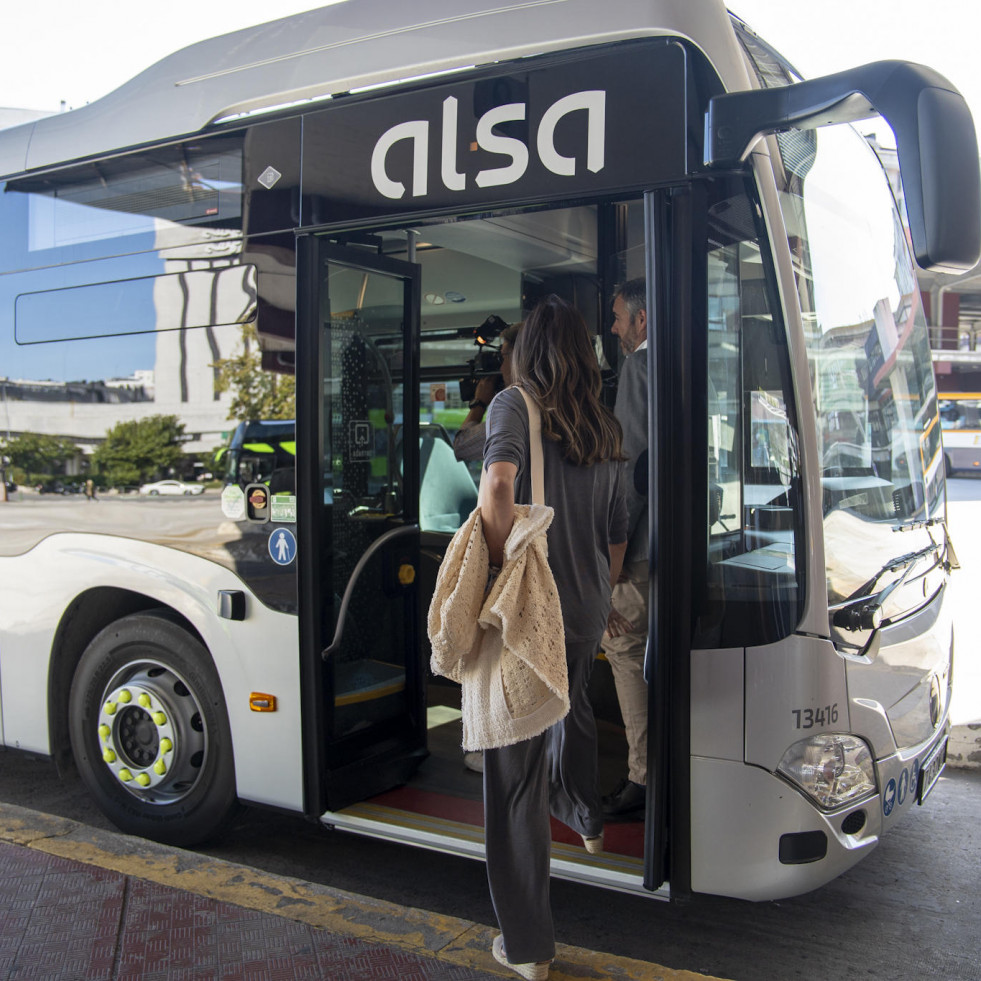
777, 734, 876, 810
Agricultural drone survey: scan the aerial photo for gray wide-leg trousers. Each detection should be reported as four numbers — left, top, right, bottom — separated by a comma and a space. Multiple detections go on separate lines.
482, 639, 602, 964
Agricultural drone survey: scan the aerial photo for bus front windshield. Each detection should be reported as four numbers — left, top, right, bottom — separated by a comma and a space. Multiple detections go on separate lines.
775, 123, 945, 616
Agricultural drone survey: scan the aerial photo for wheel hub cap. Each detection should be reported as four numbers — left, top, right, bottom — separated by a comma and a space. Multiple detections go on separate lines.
96, 662, 206, 802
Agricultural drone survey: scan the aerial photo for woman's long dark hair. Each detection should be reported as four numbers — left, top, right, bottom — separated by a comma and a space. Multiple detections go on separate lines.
510, 295, 625, 466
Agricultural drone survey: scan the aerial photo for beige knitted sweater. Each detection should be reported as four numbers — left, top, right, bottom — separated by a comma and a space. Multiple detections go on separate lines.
428, 502, 569, 751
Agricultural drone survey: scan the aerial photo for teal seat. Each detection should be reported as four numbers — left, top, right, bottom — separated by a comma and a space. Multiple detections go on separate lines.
419, 433, 479, 532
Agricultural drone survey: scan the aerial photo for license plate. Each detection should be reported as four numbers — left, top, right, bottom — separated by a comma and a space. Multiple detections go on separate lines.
917, 738, 947, 805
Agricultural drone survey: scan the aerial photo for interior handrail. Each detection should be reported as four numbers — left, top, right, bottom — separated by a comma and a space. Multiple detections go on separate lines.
321, 523, 419, 660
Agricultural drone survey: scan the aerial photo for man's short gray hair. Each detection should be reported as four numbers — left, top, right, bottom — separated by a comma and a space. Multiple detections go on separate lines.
614, 278, 647, 321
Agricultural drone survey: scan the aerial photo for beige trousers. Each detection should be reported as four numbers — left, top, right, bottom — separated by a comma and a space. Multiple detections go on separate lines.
602, 559, 649, 786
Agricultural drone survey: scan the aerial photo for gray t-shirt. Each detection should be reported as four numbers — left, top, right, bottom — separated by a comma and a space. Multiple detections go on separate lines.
484, 387, 627, 643
453, 420, 485, 462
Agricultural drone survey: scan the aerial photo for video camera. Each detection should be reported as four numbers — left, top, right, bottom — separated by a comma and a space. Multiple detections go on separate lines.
459, 314, 508, 404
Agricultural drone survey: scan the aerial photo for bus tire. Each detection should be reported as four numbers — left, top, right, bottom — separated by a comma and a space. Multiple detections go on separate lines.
945, 454, 955, 477
68, 610, 238, 847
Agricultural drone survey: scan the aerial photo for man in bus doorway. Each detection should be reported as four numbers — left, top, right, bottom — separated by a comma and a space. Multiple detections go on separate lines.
603, 278, 649, 820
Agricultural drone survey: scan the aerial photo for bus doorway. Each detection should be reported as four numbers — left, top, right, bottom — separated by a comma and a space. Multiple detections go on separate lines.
298, 238, 426, 812
295, 205, 661, 895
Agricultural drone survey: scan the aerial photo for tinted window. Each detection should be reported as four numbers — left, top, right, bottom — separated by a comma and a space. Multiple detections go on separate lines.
15, 266, 257, 344
4, 139, 243, 267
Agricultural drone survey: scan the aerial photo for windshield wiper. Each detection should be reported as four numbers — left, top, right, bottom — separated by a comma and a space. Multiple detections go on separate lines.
830, 541, 942, 635
892, 516, 944, 533
846, 542, 943, 602
892, 516, 959, 569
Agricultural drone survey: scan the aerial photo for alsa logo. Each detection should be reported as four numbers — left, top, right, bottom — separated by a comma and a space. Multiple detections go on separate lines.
371, 91, 606, 200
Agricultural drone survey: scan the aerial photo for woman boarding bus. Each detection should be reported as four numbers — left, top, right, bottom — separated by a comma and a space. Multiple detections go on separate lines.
0, 0, 975, 902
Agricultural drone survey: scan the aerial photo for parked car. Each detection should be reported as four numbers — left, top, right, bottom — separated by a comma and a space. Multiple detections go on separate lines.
138, 479, 205, 496
37, 480, 75, 494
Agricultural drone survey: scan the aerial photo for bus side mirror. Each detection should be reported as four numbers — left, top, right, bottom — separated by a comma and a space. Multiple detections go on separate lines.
705, 61, 981, 273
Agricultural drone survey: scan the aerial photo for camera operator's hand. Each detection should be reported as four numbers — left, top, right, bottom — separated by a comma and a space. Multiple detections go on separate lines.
472, 376, 498, 409
457, 375, 500, 454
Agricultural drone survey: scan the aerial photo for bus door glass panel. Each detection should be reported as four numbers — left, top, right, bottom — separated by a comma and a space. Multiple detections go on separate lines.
319, 248, 421, 751
773, 124, 945, 628
701, 179, 803, 647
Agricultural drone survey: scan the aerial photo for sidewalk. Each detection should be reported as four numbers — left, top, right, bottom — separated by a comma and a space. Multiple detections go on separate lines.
0, 841, 478, 980
0, 802, 721, 981
944, 497, 981, 769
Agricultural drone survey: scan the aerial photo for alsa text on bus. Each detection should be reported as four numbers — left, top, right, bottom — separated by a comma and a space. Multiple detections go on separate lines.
370, 91, 606, 200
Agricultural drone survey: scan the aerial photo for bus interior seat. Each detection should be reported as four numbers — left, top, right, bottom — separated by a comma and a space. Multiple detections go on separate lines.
419, 432, 478, 532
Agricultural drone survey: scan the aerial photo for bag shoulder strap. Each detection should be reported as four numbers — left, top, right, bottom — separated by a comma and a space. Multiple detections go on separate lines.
515, 387, 546, 506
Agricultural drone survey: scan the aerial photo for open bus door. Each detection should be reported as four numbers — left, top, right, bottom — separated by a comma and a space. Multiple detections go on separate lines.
297, 237, 425, 814
641, 187, 691, 896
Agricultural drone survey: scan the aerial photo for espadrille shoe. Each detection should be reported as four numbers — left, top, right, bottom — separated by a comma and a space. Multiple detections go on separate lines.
492, 935, 551, 980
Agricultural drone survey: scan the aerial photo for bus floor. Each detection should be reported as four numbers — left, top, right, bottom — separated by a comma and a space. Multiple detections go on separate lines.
338, 677, 645, 866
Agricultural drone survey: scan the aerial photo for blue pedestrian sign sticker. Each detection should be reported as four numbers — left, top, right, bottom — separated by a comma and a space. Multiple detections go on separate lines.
882, 777, 896, 816
268, 528, 297, 565
896, 767, 909, 807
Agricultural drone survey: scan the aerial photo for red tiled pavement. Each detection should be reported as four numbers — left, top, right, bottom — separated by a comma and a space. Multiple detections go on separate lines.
0, 841, 497, 981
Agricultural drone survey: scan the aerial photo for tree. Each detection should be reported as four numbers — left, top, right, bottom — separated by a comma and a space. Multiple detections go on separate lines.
214, 322, 295, 421
92, 415, 186, 488
0, 432, 78, 483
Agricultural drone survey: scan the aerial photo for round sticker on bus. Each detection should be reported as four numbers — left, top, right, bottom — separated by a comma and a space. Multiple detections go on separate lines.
896, 767, 909, 807
882, 778, 897, 816
268, 528, 297, 566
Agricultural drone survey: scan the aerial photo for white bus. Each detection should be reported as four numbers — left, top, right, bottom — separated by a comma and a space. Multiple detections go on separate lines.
0, 0, 976, 902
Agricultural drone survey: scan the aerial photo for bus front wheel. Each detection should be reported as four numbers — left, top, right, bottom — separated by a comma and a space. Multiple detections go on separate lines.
69, 610, 237, 847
